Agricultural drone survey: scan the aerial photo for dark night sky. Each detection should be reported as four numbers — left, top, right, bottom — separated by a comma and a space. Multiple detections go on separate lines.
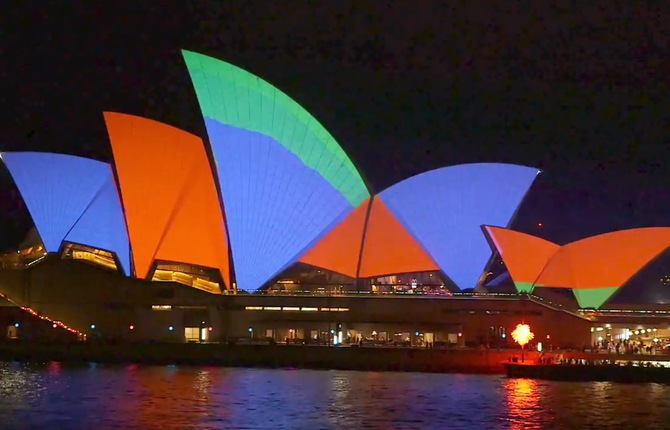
1, 1, 670, 251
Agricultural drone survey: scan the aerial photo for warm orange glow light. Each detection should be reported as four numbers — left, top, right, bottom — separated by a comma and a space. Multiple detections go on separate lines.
511, 324, 534, 347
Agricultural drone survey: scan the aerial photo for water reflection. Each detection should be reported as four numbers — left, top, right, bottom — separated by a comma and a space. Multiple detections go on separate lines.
503, 378, 546, 429
0, 362, 44, 428
47, 361, 62, 375
133, 366, 225, 429
1, 364, 670, 429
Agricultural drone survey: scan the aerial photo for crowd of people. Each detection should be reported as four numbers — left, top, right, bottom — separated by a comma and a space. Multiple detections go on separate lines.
592, 339, 669, 355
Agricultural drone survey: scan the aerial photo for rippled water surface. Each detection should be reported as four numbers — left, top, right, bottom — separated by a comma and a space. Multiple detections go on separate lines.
1, 362, 670, 429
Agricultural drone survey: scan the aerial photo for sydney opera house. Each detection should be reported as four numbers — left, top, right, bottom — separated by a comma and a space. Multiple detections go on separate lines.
0, 50, 669, 349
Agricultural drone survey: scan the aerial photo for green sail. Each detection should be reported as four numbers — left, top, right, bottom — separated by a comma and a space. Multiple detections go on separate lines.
182, 50, 369, 207
573, 287, 619, 309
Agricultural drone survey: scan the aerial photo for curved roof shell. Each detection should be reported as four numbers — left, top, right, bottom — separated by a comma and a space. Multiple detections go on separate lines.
377, 163, 539, 289
485, 226, 670, 308
299, 198, 370, 278
183, 50, 370, 291
358, 197, 439, 278
536, 227, 670, 308
1, 152, 130, 274
300, 163, 538, 287
104, 112, 230, 289
483, 225, 559, 293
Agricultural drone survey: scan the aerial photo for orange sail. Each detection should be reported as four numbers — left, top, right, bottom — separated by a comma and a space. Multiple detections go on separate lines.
358, 197, 439, 278
104, 112, 230, 289
483, 225, 559, 293
299, 199, 371, 278
535, 227, 670, 307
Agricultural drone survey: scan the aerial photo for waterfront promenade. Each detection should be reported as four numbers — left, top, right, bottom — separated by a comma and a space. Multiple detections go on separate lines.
2, 341, 668, 374
0, 341, 529, 373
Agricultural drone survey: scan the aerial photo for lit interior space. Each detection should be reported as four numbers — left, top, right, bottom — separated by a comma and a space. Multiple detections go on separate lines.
152, 262, 222, 294
245, 323, 463, 347
0, 244, 46, 269
62, 243, 118, 272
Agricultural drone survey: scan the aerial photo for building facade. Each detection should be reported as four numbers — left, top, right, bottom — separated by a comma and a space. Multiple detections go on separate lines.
0, 50, 669, 349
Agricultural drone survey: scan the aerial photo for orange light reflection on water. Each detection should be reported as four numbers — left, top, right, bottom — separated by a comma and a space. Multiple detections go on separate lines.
132, 366, 226, 428
504, 378, 544, 430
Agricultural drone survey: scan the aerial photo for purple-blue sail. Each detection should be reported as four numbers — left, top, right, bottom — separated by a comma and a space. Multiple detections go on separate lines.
378, 163, 539, 289
1, 152, 130, 275
202, 121, 352, 291
64, 175, 131, 275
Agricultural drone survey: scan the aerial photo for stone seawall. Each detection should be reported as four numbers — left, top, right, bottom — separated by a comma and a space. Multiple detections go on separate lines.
0, 342, 544, 374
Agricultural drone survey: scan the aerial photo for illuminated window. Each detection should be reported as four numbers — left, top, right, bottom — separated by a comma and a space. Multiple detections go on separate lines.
152, 262, 222, 294
184, 327, 199, 342
61, 243, 118, 272
0, 243, 46, 269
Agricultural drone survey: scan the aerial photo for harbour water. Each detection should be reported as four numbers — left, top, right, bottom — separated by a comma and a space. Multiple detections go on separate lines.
0, 362, 668, 429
